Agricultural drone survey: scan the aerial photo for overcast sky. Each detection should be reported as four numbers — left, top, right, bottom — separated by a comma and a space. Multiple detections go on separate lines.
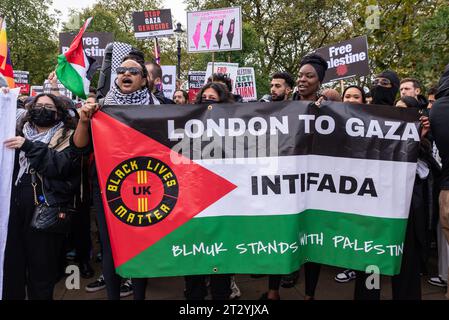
51, 0, 188, 29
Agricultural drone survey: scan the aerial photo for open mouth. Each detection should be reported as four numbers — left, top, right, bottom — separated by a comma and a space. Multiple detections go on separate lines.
122, 78, 133, 84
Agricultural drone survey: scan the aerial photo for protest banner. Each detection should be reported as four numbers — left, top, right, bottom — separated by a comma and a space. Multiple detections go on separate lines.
161, 65, 176, 100
59, 32, 113, 70
188, 71, 206, 102
205, 62, 239, 93
29, 85, 43, 97
235, 67, 257, 102
0, 88, 19, 299
91, 101, 420, 277
315, 35, 369, 84
43, 80, 72, 99
187, 7, 242, 53
133, 9, 174, 39
13, 70, 30, 94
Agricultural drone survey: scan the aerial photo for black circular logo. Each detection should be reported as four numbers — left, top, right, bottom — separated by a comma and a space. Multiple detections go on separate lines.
105, 157, 178, 226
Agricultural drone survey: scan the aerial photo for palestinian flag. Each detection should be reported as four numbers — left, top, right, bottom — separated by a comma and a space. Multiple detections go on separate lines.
92, 101, 420, 278
56, 17, 95, 99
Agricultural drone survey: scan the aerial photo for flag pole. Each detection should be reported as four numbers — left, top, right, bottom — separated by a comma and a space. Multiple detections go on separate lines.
154, 38, 160, 65
211, 52, 215, 82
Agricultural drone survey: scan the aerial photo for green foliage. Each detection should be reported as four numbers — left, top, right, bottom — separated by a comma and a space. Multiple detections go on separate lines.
0, 0, 59, 85
3, 0, 449, 95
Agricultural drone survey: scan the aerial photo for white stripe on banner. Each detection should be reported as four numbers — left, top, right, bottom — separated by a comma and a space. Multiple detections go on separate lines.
194, 155, 416, 219
0, 88, 19, 300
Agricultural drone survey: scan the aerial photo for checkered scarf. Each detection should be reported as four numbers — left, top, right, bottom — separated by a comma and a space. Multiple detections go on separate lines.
15, 121, 64, 185
104, 85, 153, 105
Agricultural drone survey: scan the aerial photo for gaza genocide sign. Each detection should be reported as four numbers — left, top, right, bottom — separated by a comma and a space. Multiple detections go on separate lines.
132, 9, 174, 39
315, 35, 369, 83
91, 101, 420, 278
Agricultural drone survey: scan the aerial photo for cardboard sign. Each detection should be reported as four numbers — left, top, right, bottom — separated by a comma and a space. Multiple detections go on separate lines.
205, 62, 239, 93
13, 70, 30, 94
30, 86, 43, 97
235, 67, 257, 102
315, 35, 369, 83
187, 7, 242, 53
161, 65, 176, 99
59, 32, 114, 70
188, 71, 206, 102
133, 9, 174, 39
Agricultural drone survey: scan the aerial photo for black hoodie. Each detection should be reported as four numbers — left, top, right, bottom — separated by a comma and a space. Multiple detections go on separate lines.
371, 70, 400, 106
430, 64, 449, 188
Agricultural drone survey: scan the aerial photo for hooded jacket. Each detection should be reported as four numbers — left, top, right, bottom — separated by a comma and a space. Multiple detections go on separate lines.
430, 64, 449, 188
371, 70, 400, 106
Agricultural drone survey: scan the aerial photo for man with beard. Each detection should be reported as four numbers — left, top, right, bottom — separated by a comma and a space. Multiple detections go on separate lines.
400, 78, 429, 110
145, 62, 175, 104
427, 86, 438, 109
270, 72, 294, 102
257, 71, 295, 300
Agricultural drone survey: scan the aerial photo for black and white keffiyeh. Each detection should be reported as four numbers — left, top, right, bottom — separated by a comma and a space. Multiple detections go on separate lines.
15, 121, 64, 185
103, 85, 159, 105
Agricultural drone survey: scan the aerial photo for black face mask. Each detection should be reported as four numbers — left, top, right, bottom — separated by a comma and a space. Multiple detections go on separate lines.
202, 99, 219, 104
29, 108, 59, 127
371, 85, 397, 106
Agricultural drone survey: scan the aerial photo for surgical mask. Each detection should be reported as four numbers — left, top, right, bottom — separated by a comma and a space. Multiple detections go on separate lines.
29, 108, 59, 127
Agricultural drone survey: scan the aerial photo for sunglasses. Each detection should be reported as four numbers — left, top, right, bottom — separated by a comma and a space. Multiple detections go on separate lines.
34, 103, 57, 110
372, 78, 392, 87
116, 66, 143, 76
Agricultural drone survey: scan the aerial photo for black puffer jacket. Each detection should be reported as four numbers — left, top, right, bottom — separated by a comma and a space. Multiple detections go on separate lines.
430, 63, 449, 189
17, 129, 82, 205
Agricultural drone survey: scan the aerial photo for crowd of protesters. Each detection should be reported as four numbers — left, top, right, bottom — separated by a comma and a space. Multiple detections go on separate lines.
1, 47, 449, 301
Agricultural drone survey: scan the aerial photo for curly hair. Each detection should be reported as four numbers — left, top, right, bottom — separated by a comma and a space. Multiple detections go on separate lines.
17, 93, 77, 146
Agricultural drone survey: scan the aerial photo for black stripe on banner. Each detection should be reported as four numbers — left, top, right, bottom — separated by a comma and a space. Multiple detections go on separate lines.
101, 100, 420, 163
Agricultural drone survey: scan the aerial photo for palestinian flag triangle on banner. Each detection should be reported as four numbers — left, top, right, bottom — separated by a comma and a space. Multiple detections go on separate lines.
92, 108, 237, 274
56, 17, 96, 99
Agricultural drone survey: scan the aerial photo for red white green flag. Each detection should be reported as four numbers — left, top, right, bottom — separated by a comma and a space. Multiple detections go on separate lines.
56, 17, 95, 99
92, 101, 420, 277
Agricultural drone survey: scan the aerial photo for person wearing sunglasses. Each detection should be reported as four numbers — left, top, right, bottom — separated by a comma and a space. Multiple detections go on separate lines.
71, 50, 158, 301
103, 53, 159, 105
370, 70, 400, 106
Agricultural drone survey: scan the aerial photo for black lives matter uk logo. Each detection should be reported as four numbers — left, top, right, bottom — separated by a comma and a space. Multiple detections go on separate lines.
106, 157, 178, 226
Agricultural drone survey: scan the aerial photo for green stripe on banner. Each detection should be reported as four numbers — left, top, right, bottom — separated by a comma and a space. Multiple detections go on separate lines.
116, 210, 407, 278
56, 55, 86, 98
